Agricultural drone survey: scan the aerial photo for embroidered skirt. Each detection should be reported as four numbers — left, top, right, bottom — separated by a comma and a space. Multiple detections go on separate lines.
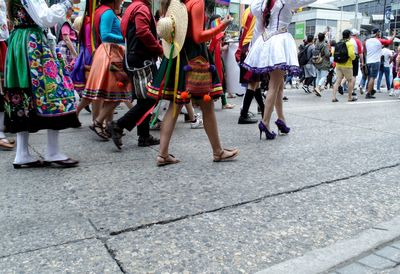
83, 43, 132, 102
243, 32, 300, 76
147, 39, 223, 104
4, 27, 80, 133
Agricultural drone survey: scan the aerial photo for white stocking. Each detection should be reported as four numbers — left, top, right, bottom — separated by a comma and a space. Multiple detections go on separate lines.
14, 131, 35, 164
46, 129, 68, 161
0, 112, 6, 139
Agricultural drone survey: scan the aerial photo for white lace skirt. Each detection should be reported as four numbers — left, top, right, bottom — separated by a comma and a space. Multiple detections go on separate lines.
243, 32, 300, 75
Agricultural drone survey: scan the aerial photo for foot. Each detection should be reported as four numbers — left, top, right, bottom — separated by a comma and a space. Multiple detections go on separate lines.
348, 97, 358, 102
389, 91, 395, 96
238, 114, 257, 124
107, 121, 124, 149
227, 93, 236, 98
314, 88, 321, 97
222, 103, 235, 109
359, 87, 364, 95
13, 160, 47, 169
91, 121, 109, 141
302, 86, 310, 94
157, 154, 180, 166
332, 98, 339, 102
283, 96, 289, 101
365, 93, 376, 99
138, 135, 160, 147
213, 148, 239, 162
338, 86, 344, 95
44, 158, 79, 168
190, 114, 203, 129
0, 138, 15, 150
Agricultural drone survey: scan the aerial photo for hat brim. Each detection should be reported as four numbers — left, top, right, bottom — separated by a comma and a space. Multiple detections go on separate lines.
161, 0, 188, 59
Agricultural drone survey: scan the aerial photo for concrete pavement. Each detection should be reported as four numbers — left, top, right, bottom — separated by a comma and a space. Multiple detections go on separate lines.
1, 88, 400, 273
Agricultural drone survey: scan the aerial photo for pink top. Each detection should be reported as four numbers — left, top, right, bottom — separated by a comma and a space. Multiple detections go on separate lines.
61, 23, 77, 41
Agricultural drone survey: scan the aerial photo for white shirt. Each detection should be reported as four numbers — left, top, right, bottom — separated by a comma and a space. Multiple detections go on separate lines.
382, 48, 393, 67
251, 0, 317, 45
22, 0, 71, 29
365, 37, 383, 64
350, 38, 358, 55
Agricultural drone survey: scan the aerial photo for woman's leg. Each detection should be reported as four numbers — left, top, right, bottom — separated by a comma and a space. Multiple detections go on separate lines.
77, 98, 91, 116
96, 101, 118, 125
274, 76, 285, 122
262, 70, 285, 129
158, 102, 183, 158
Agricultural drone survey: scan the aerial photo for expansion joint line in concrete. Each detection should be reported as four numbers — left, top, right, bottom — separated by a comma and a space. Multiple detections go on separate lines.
0, 237, 96, 260
100, 239, 128, 274
109, 162, 400, 237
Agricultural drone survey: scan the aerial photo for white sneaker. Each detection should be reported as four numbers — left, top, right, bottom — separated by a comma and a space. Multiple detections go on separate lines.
190, 114, 203, 129
389, 90, 394, 96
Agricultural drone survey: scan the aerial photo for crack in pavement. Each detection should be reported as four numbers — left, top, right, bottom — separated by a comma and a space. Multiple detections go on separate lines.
0, 237, 96, 260
109, 162, 400, 236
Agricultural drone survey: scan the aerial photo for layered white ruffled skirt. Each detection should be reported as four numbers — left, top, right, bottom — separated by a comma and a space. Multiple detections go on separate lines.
243, 32, 300, 75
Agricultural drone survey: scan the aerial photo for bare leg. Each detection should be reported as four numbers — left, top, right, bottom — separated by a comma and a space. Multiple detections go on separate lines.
347, 77, 355, 100
263, 70, 285, 130
196, 99, 222, 154
159, 102, 183, 158
96, 101, 118, 125
91, 99, 103, 123
185, 101, 196, 121
274, 78, 285, 121
77, 98, 91, 116
367, 78, 375, 94
332, 74, 343, 100
124, 101, 134, 109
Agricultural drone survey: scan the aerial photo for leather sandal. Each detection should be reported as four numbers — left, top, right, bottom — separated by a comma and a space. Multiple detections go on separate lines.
91, 121, 109, 141
213, 148, 239, 162
157, 154, 180, 167
44, 158, 79, 168
13, 160, 46, 169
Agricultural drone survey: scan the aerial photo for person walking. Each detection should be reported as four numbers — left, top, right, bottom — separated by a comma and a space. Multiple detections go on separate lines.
313, 32, 330, 96
377, 44, 393, 95
4, 0, 81, 168
350, 29, 364, 96
331, 30, 356, 102
106, 0, 162, 149
364, 28, 395, 99
236, 6, 264, 124
302, 35, 316, 94
82, 0, 132, 140
243, 0, 317, 139
147, 0, 239, 165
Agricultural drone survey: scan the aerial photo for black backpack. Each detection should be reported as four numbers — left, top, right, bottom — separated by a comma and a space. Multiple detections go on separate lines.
298, 44, 311, 66
334, 41, 349, 64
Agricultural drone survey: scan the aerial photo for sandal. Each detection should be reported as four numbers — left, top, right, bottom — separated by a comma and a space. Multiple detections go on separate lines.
213, 148, 239, 162
0, 138, 15, 150
222, 103, 235, 109
157, 154, 180, 167
91, 121, 109, 141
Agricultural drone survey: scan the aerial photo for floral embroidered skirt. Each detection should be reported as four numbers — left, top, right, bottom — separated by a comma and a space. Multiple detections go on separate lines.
4, 27, 81, 133
83, 43, 132, 102
0, 41, 6, 112
147, 40, 223, 104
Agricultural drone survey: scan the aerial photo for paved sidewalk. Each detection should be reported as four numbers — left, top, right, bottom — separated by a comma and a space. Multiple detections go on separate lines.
256, 216, 400, 274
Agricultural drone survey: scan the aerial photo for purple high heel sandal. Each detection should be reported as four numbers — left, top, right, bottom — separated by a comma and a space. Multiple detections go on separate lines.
258, 121, 276, 140
275, 119, 290, 135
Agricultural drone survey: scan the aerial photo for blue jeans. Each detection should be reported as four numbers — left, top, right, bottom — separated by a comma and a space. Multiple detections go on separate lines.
367, 62, 380, 79
377, 66, 391, 91
316, 69, 329, 87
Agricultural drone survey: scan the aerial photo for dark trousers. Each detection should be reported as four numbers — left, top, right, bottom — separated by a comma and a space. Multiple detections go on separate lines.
117, 97, 156, 137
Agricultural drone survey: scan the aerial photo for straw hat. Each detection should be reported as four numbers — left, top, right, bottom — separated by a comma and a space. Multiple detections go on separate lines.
157, 0, 188, 59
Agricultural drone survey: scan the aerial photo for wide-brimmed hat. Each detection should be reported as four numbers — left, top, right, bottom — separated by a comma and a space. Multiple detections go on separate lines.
157, 0, 188, 59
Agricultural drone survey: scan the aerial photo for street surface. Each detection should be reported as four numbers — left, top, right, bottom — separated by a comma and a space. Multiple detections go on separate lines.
1, 88, 400, 273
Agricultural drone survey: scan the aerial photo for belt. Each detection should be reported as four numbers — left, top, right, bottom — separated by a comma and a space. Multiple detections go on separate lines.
262, 27, 288, 42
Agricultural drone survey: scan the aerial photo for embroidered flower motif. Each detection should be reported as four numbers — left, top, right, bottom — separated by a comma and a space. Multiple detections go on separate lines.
62, 76, 74, 90
29, 42, 37, 49
41, 105, 47, 110
31, 78, 39, 87
11, 94, 21, 105
43, 60, 58, 79
31, 60, 39, 68
36, 99, 42, 107
58, 104, 65, 112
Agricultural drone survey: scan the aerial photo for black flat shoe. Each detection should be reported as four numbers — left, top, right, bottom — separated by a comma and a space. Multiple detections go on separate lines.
13, 160, 46, 169
45, 158, 79, 168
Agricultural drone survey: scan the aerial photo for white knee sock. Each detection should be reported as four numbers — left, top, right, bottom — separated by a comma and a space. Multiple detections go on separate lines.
14, 131, 35, 164
0, 112, 6, 139
46, 129, 67, 161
